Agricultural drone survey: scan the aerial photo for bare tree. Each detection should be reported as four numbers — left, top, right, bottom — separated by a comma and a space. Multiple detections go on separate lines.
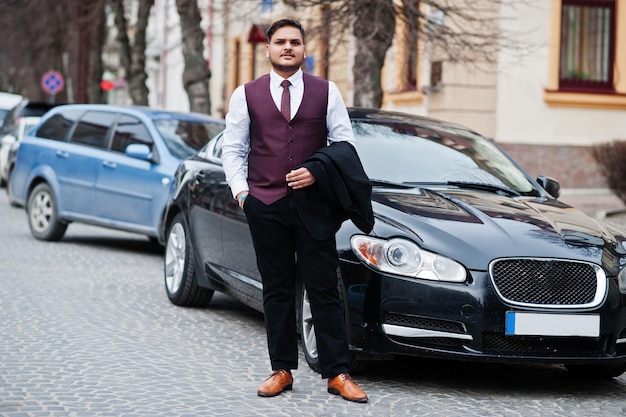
111, 0, 155, 105
176, 0, 212, 114
0, 0, 109, 104
352, 0, 395, 107
87, 0, 109, 104
286, 0, 538, 108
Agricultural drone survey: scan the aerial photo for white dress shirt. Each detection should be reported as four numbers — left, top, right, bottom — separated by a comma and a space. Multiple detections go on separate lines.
221, 69, 356, 199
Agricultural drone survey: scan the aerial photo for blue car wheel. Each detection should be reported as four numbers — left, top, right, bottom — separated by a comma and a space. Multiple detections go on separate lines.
27, 182, 67, 241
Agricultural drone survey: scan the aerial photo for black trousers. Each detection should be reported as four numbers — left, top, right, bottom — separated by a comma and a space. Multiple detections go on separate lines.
243, 194, 349, 379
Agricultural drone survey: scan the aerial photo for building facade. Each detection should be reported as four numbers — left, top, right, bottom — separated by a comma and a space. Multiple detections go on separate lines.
143, 0, 626, 190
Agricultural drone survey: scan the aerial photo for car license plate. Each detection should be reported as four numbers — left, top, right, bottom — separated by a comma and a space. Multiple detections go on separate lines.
505, 311, 599, 337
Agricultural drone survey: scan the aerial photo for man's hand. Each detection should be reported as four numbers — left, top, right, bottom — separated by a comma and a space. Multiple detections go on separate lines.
286, 168, 316, 190
236, 190, 249, 209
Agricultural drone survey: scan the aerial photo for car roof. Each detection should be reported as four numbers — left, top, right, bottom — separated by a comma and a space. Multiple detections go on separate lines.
347, 107, 475, 133
0, 92, 23, 110
16, 100, 60, 117
47, 104, 223, 123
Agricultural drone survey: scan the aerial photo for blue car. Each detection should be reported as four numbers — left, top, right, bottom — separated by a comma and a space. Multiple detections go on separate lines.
9, 104, 224, 242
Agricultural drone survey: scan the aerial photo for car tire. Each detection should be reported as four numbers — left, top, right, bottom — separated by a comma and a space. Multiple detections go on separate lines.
27, 182, 67, 241
299, 276, 366, 374
565, 363, 626, 379
164, 213, 214, 307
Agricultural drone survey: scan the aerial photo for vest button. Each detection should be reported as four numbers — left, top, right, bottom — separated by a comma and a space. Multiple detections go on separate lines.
288, 156, 293, 161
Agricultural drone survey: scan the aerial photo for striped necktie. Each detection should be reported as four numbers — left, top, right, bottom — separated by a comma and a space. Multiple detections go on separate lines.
280, 80, 291, 122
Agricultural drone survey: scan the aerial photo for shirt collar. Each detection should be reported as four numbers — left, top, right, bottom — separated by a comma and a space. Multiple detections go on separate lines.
270, 69, 303, 88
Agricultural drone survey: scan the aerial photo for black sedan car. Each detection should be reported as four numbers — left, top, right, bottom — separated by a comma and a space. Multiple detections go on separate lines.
161, 108, 626, 378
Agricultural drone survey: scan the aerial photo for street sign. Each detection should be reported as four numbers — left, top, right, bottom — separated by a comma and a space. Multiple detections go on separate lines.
41, 71, 65, 95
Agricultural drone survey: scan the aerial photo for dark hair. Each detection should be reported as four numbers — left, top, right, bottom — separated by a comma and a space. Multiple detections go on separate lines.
266, 19, 305, 43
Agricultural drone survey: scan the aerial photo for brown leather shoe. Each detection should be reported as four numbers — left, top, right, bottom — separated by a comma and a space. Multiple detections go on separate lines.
257, 370, 293, 397
327, 373, 368, 403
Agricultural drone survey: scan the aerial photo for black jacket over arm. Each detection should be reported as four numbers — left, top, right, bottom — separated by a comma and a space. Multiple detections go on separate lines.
294, 141, 374, 240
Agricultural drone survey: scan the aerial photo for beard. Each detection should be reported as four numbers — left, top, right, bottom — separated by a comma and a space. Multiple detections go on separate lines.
269, 55, 303, 73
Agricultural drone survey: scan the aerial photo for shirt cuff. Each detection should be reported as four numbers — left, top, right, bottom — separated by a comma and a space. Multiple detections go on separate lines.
230, 180, 250, 199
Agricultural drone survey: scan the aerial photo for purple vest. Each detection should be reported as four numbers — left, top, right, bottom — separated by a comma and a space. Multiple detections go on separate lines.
245, 73, 329, 205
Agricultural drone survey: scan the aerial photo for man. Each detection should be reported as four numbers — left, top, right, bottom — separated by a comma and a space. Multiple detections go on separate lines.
221, 18, 369, 403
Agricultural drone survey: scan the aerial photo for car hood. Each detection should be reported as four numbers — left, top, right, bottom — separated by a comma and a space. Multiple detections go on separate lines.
371, 187, 626, 272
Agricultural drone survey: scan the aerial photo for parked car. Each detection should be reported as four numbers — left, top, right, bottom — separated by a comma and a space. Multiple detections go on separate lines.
4, 116, 42, 203
161, 108, 626, 379
0, 100, 60, 187
0, 92, 23, 129
10, 104, 225, 242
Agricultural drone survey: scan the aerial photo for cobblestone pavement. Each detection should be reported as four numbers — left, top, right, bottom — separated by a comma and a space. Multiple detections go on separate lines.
1, 190, 626, 417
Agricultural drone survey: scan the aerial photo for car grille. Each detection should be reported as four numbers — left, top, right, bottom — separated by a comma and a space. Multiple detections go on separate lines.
490, 258, 602, 307
483, 332, 605, 355
384, 313, 467, 347
384, 313, 466, 334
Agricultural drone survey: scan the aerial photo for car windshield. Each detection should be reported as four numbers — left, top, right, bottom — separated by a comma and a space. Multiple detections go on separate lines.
352, 119, 540, 197
155, 118, 224, 159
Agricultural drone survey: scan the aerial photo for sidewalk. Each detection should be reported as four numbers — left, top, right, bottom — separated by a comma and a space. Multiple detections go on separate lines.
559, 188, 626, 218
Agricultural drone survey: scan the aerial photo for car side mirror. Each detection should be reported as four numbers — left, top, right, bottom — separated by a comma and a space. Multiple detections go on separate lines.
125, 144, 153, 162
536, 175, 560, 199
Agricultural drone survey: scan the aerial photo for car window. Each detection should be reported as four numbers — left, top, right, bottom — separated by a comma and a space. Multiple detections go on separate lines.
110, 115, 153, 154
0, 100, 25, 135
353, 120, 538, 196
9, 120, 20, 137
70, 111, 116, 149
0, 109, 9, 125
154, 118, 224, 159
212, 133, 223, 160
197, 132, 224, 163
36, 109, 84, 141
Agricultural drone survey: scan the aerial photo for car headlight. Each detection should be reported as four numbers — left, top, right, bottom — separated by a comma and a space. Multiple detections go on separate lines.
351, 235, 466, 282
618, 267, 626, 294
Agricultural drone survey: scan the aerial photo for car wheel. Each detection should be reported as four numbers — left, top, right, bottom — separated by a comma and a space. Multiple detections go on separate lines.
164, 213, 214, 307
565, 363, 626, 379
27, 183, 67, 241
299, 277, 366, 374
300, 286, 322, 373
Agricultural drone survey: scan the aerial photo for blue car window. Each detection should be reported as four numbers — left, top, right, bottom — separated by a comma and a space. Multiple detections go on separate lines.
70, 111, 116, 149
111, 115, 153, 153
36, 109, 84, 142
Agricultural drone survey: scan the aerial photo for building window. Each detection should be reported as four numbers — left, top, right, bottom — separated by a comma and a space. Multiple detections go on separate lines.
559, 0, 615, 92
430, 61, 442, 89
383, 1, 425, 106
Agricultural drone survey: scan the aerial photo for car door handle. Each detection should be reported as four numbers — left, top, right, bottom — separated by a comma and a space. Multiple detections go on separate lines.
102, 161, 117, 169
55, 150, 69, 158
